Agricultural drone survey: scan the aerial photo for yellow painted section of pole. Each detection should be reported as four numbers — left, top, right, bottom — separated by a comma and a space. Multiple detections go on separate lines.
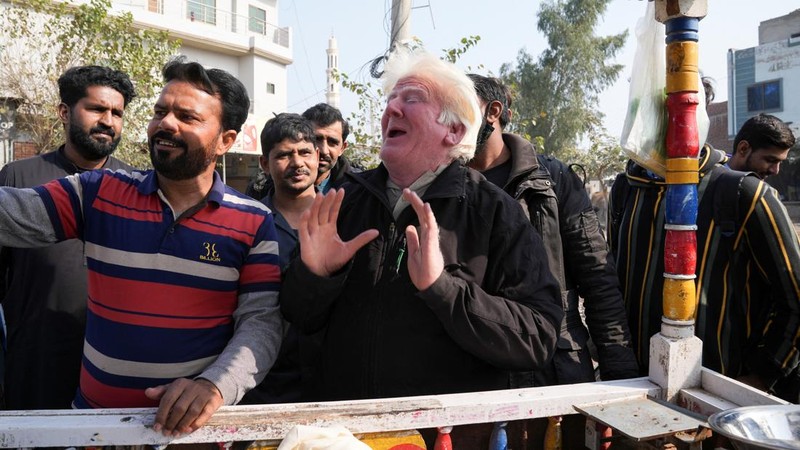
663, 278, 696, 320
666, 158, 699, 172
544, 415, 562, 450
665, 171, 700, 184
666, 41, 699, 92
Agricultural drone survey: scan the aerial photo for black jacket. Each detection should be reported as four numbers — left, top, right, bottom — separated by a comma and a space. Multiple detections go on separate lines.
318, 155, 360, 192
500, 134, 638, 384
0, 147, 132, 409
280, 161, 563, 401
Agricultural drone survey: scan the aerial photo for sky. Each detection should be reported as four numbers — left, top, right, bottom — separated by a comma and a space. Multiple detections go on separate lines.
279, 0, 797, 143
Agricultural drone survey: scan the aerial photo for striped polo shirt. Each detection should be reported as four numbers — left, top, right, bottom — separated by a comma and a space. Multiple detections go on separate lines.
32, 169, 281, 408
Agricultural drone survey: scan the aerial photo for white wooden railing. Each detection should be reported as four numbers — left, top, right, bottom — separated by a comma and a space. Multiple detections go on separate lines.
0, 378, 660, 448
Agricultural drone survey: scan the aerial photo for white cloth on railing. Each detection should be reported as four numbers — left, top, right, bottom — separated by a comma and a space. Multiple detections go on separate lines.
277, 425, 370, 450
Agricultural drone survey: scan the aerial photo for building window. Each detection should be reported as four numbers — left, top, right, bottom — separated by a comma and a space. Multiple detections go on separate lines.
747, 80, 782, 112
187, 0, 216, 25
266, 82, 275, 94
249, 5, 266, 34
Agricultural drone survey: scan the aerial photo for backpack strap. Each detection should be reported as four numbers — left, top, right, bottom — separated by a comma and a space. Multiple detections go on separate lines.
705, 168, 752, 239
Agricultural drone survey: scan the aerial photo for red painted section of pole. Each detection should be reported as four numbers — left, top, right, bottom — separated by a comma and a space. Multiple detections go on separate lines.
666, 92, 701, 159
664, 229, 697, 274
434, 427, 452, 450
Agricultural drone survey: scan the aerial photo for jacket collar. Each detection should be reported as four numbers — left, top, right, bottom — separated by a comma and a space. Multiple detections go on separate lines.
502, 133, 540, 180
500, 133, 553, 189
327, 155, 353, 183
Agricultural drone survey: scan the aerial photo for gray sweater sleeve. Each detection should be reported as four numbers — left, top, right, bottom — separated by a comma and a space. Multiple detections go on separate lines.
197, 290, 282, 405
0, 186, 58, 247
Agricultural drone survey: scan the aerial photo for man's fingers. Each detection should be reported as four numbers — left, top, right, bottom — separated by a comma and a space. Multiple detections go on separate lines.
145, 386, 168, 432
402, 189, 426, 220
328, 188, 346, 225
403, 188, 438, 234
344, 229, 380, 257
305, 192, 325, 233
153, 386, 182, 434
405, 225, 420, 256
187, 401, 218, 433
317, 189, 339, 225
421, 203, 440, 246
173, 397, 207, 434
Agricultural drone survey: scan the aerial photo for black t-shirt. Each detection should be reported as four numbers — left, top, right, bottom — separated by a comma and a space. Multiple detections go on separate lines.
482, 158, 513, 188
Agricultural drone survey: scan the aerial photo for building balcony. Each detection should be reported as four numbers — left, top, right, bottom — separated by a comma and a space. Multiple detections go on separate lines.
112, 0, 292, 64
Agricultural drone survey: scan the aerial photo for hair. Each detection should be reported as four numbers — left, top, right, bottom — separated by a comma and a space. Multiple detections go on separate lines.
381, 48, 481, 162
260, 113, 316, 157
162, 57, 250, 133
58, 65, 136, 108
302, 103, 350, 142
733, 113, 796, 153
467, 74, 513, 129
701, 76, 716, 106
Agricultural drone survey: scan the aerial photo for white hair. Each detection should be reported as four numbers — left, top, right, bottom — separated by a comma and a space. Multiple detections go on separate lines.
382, 48, 481, 162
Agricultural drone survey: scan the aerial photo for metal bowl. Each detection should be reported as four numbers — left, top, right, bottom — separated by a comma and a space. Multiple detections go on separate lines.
708, 405, 800, 450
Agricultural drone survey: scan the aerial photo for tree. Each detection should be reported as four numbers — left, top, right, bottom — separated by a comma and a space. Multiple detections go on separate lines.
559, 126, 627, 195
500, 0, 627, 157
0, 0, 179, 168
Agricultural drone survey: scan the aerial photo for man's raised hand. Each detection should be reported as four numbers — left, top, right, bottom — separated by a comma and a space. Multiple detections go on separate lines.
298, 189, 379, 276
403, 189, 444, 290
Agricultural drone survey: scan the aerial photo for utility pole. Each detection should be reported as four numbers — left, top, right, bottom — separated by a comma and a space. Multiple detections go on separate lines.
390, 0, 412, 51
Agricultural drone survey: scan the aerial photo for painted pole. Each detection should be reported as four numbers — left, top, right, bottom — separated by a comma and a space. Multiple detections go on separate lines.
649, 0, 708, 402
390, 0, 412, 51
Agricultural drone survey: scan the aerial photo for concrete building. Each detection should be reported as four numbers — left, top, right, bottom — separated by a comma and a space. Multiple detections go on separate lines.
727, 8, 800, 199
705, 101, 733, 152
0, 0, 293, 192
728, 9, 799, 137
112, 0, 293, 191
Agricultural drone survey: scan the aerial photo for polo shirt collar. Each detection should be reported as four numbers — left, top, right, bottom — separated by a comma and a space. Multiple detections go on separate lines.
137, 170, 226, 206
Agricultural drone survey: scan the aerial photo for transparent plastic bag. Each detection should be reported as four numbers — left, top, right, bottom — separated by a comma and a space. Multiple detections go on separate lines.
620, 2, 709, 177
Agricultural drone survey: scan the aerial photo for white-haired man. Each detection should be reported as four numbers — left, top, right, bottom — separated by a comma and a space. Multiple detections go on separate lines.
280, 50, 563, 404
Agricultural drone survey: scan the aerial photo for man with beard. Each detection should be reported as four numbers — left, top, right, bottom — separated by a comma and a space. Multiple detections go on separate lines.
0, 65, 135, 410
241, 113, 319, 404
245, 103, 357, 199
465, 74, 637, 386
465, 74, 637, 448
727, 113, 795, 179
0, 58, 283, 436
302, 103, 358, 193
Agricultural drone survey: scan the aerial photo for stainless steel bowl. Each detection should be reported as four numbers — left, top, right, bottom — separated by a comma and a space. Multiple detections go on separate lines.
708, 405, 800, 450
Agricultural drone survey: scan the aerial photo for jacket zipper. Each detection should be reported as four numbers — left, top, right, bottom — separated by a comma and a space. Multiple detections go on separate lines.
367, 221, 400, 396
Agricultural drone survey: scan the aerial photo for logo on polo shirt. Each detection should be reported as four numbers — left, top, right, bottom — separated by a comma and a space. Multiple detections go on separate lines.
201, 242, 221, 262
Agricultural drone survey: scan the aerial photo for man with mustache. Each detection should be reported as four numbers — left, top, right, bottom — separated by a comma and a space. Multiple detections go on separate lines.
241, 113, 320, 405
246, 103, 357, 200
0, 58, 283, 435
301, 103, 358, 193
0, 65, 135, 410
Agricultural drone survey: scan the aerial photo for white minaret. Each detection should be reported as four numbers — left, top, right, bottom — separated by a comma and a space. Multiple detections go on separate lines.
325, 34, 340, 108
